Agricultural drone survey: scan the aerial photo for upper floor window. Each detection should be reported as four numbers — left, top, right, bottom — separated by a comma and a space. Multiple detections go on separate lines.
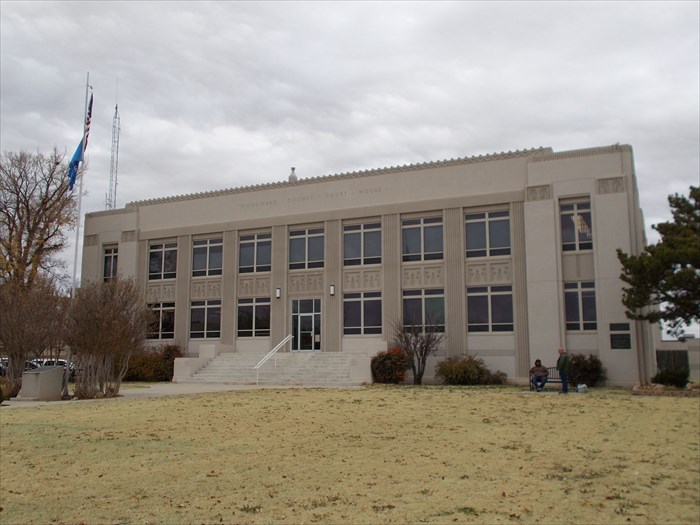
465, 210, 510, 258
148, 302, 175, 339
561, 201, 593, 251
467, 285, 513, 332
149, 241, 177, 280
192, 237, 223, 277
239, 232, 271, 273
343, 292, 382, 335
103, 246, 118, 282
289, 227, 324, 270
564, 281, 597, 331
402, 216, 443, 262
402, 288, 445, 333
237, 297, 271, 337
344, 222, 381, 266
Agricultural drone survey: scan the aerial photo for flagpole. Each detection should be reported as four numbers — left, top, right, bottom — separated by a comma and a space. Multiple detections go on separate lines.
64, 72, 91, 398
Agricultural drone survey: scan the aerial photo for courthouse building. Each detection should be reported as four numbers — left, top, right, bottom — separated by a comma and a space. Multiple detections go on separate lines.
81, 144, 657, 386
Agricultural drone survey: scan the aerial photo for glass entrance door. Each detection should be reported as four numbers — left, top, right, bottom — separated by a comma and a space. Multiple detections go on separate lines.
291, 298, 321, 351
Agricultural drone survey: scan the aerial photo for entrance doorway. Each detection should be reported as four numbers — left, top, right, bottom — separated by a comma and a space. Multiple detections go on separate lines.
291, 298, 321, 351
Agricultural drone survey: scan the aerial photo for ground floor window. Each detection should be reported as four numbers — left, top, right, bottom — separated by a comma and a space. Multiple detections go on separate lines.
467, 285, 513, 332
190, 300, 221, 338
402, 289, 445, 332
237, 298, 271, 337
564, 281, 597, 331
343, 292, 382, 335
148, 302, 175, 339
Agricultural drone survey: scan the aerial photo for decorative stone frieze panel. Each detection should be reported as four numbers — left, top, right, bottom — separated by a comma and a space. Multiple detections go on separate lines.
526, 185, 552, 201
121, 230, 137, 242
466, 261, 512, 285
288, 272, 324, 295
146, 283, 176, 304
343, 269, 382, 291
401, 265, 444, 289
85, 235, 98, 247
191, 278, 222, 300
238, 276, 271, 297
597, 177, 624, 194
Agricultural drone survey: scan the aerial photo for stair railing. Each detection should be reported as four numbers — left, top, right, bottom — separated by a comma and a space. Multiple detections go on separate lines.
254, 334, 293, 385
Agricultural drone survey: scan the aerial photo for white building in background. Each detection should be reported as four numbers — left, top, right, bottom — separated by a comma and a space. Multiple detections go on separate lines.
81, 144, 657, 386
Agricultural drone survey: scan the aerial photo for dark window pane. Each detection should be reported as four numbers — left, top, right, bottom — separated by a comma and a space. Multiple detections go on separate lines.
578, 211, 593, 242
364, 299, 382, 329
344, 232, 361, 260
239, 243, 254, 268
424, 225, 443, 255
209, 245, 222, 270
162, 310, 175, 336
561, 214, 576, 245
308, 236, 324, 262
364, 231, 381, 258
403, 298, 422, 326
163, 250, 177, 275
207, 307, 221, 333
489, 219, 510, 250
238, 305, 253, 332
425, 297, 445, 325
256, 305, 271, 331
344, 301, 361, 329
192, 247, 207, 272
402, 228, 421, 255
289, 238, 305, 263
467, 295, 488, 325
257, 241, 271, 267
565, 291, 580, 324
149, 252, 162, 275
582, 290, 597, 322
466, 222, 486, 252
191, 308, 205, 333
492, 294, 513, 324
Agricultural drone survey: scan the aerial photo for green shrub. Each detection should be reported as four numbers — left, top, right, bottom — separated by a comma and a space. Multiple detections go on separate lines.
371, 348, 411, 384
652, 368, 689, 388
435, 355, 508, 385
568, 353, 606, 387
124, 344, 183, 382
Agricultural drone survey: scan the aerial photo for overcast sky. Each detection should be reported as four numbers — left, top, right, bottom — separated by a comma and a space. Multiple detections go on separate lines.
1, 2, 699, 275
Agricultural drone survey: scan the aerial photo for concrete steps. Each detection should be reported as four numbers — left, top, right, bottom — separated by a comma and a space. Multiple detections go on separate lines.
181, 351, 363, 386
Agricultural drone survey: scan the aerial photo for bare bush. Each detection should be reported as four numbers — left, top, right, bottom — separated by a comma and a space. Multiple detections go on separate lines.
391, 318, 445, 385
67, 278, 152, 398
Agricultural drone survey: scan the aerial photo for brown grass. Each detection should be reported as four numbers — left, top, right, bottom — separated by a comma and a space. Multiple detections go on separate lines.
1, 386, 699, 524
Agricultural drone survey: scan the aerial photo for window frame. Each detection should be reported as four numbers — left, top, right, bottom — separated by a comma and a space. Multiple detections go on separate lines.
288, 227, 325, 270
465, 210, 511, 258
560, 200, 593, 252
103, 246, 118, 282
402, 288, 445, 333
190, 299, 222, 339
564, 281, 597, 331
192, 237, 223, 277
343, 291, 382, 335
466, 285, 514, 333
237, 297, 271, 337
401, 216, 444, 262
148, 241, 178, 281
238, 232, 272, 274
148, 302, 175, 340
343, 222, 382, 266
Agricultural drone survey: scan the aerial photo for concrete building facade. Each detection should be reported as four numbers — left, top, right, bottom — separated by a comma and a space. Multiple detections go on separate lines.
81, 144, 657, 386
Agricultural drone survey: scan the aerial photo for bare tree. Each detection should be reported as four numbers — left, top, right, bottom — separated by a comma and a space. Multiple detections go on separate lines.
391, 318, 445, 385
0, 149, 78, 288
0, 278, 69, 396
67, 278, 152, 398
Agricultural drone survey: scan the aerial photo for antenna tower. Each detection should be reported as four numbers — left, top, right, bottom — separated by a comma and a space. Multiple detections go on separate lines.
106, 102, 120, 209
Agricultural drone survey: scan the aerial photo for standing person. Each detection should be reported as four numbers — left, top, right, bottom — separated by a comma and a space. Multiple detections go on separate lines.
529, 359, 549, 392
556, 346, 569, 394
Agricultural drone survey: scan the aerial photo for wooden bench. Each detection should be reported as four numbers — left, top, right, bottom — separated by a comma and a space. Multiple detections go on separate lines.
529, 366, 562, 391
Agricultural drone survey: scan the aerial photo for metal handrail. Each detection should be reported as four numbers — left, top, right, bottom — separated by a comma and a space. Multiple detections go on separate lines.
254, 334, 293, 385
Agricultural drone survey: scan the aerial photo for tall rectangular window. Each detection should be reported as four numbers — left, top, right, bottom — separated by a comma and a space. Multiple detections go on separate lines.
402, 289, 445, 332
103, 246, 118, 282
402, 216, 443, 262
149, 241, 178, 280
561, 201, 593, 251
237, 298, 271, 337
564, 281, 597, 331
148, 302, 175, 339
192, 237, 223, 277
239, 232, 271, 273
343, 222, 381, 266
465, 210, 511, 258
190, 300, 221, 338
467, 285, 514, 332
343, 292, 382, 335
289, 228, 324, 270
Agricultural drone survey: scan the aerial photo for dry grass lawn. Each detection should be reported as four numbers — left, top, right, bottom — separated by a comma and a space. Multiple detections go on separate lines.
1, 386, 699, 525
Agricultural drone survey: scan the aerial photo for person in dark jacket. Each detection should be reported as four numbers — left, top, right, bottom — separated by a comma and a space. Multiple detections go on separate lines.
556, 346, 569, 394
529, 359, 549, 391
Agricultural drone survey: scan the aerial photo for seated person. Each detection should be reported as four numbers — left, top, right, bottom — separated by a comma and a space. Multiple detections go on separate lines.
529, 359, 549, 391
